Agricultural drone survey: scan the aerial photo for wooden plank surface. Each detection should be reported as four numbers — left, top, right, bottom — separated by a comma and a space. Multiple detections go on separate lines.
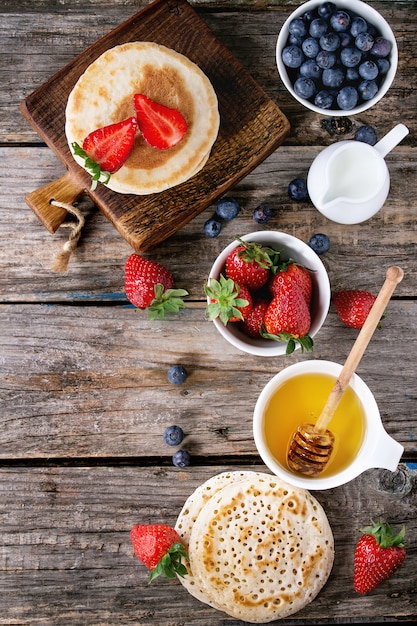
1, 0, 417, 624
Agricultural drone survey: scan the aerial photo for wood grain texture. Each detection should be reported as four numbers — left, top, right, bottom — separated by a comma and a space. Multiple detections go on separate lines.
1, 1, 417, 623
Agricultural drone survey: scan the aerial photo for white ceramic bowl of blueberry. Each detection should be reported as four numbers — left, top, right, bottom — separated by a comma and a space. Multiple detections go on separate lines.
206, 231, 331, 357
276, 0, 398, 115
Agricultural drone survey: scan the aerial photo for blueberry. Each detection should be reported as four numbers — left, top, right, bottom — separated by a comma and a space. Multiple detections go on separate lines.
300, 59, 322, 80
302, 37, 320, 59
337, 86, 358, 110
294, 77, 317, 99
172, 449, 191, 468
309, 18, 328, 39
355, 32, 374, 52
316, 50, 336, 69
204, 218, 221, 238
377, 57, 390, 75
167, 364, 188, 385
282, 45, 304, 68
320, 32, 340, 52
358, 79, 379, 100
355, 124, 378, 145
346, 67, 360, 82
288, 178, 309, 201
322, 67, 344, 88
317, 2, 336, 19
253, 204, 272, 224
340, 46, 362, 68
309, 233, 330, 255
350, 16, 368, 37
339, 32, 353, 48
370, 37, 392, 58
330, 10, 350, 32
359, 60, 379, 80
216, 197, 240, 220
289, 17, 308, 38
314, 90, 334, 109
163, 425, 184, 446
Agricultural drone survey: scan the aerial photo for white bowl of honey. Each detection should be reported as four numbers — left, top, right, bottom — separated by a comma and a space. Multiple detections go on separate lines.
253, 360, 403, 490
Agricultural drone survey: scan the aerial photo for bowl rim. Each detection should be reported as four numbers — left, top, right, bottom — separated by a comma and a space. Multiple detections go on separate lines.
252, 359, 381, 490
207, 230, 331, 357
276, 0, 398, 116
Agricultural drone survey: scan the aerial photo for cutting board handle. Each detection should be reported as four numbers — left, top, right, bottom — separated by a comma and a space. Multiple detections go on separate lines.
25, 171, 85, 233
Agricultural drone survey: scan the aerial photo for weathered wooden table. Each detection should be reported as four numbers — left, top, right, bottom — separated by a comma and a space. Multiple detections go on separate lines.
1, 0, 416, 623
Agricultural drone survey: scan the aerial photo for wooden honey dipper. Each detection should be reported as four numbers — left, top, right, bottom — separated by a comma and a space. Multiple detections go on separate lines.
287, 266, 404, 477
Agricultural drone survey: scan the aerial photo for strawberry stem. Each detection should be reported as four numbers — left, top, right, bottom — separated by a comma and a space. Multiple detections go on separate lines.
360, 519, 407, 549
260, 328, 314, 354
148, 542, 189, 584
71, 142, 111, 190
147, 284, 188, 320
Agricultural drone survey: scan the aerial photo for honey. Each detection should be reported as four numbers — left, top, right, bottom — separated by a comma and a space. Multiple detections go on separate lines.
262, 372, 366, 477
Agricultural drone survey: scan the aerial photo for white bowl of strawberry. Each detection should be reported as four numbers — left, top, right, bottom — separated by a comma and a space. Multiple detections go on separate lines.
205, 231, 331, 356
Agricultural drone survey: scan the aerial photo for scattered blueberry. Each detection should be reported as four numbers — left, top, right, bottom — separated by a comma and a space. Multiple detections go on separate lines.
172, 449, 191, 468
215, 197, 241, 220
204, 218, 221, 238
163, 425, 184, 446
309, 233, 331, 255
355, 124, 378, 145
288, 178, 309, 201
253, 204, 272, 224
167, 364, 188, 385
281, 3, 393, 111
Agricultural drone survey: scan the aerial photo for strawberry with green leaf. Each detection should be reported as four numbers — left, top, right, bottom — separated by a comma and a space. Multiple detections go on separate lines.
333, 289, 377, 329
134, 94, 188, 150
130, 523, 189, 583
354, 519, 407, 594
270, 260, 313, 306
124, 253, 188, 320
225, 238, 279, 291
205, 275, 252, 325
72, 116, 138, 189
261, 281, 313, 354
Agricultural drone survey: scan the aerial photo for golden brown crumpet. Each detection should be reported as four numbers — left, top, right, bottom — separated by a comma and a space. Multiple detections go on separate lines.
176, 471, 334, 622
65, 42, 219, 195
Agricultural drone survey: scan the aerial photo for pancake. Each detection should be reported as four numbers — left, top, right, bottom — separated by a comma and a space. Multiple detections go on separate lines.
179, 471, 334, 623
65, 42, 219, 194
175, 471, 262, 607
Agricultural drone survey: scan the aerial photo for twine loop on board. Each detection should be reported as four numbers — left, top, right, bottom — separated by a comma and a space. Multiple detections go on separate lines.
50, 200, 85, 273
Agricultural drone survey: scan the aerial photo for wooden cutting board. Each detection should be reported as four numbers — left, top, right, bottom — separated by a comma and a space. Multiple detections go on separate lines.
21, 0, 290, 252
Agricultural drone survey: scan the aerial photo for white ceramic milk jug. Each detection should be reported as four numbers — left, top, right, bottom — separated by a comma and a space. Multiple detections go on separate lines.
307, 123, 409, 225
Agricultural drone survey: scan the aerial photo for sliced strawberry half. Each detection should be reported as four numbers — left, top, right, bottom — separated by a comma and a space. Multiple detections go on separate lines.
133, 94, 188, 150
82, 115, 138, 174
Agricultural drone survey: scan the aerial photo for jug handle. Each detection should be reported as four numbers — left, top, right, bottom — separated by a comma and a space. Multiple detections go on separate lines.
374, 123, 409, 158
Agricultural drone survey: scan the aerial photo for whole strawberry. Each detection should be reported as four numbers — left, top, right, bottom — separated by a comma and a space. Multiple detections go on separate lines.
333, 289, 377, 329
130, 523, 188, 583
225, 238, 278, 291
205, 275, 252, 324
124, 254, 188, 320
354, 519, 406, 594
262, 281, 313, 354
270, 261, 313, 306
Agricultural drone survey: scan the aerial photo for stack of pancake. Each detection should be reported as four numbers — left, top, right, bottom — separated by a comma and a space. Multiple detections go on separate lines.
175, 471, 334, 622
65, 41, 219, 194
